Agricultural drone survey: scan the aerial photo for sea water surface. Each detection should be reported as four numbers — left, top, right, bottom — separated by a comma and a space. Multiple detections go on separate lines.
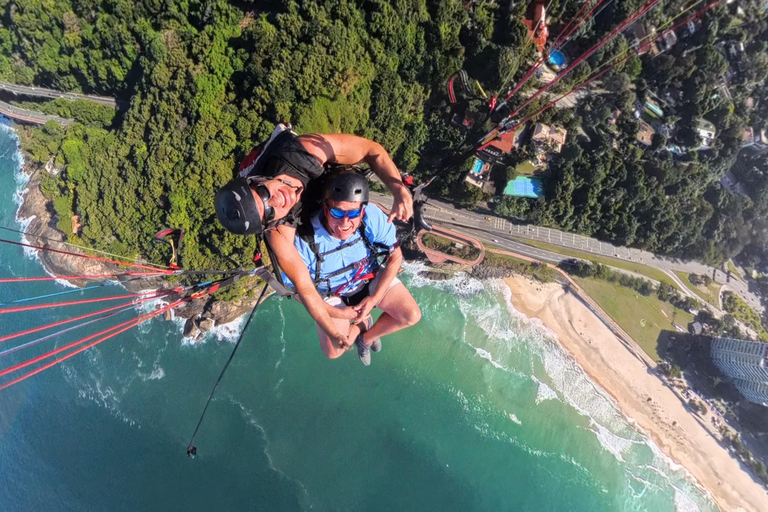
0, 125, 715, 511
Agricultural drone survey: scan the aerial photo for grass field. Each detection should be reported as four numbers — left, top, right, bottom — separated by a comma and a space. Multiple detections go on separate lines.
515, 161, 537, 175
673, 270, 721, 308
518, 238, 681, 290
727, 260, 744, 281
422, 233, 481, 261
483, 250, 556, 283
573, 277, 694, 360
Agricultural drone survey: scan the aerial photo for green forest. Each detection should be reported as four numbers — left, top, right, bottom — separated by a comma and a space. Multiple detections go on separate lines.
2, 0, 768, 274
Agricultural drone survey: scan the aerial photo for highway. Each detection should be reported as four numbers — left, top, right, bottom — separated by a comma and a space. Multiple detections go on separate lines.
0, 80, 117, 107
372, 192, 763, 313
0, 100, 72, 126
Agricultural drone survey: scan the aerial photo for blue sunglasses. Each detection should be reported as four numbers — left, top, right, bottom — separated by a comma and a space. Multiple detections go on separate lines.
327, 206, 364, 219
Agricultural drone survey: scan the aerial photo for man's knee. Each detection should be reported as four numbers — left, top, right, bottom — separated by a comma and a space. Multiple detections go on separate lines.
403, 304, 421, 327
320, 339, 345, 359
325, 349, 345, 359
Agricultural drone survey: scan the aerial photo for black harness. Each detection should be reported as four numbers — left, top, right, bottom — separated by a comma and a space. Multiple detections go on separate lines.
297, 216, 391, 303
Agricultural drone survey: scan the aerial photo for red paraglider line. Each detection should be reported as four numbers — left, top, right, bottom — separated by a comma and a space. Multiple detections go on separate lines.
481, 0, 724, 152
0, 300, 184, 390
0, 238, 172, 272
0, 289, 180, 314
0, 271, 166, 283
0, 290, 172, 344
505, 0, 663, 123
503, 0, 610, 103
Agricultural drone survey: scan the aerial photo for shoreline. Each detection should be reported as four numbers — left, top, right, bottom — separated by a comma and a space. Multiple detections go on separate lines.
5, 126, 257, 340
504, 274, 768, 512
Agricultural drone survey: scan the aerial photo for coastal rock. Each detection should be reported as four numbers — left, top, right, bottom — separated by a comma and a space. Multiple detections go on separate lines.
206, 298, 261, 325
183, 318, 198, 338
418, 270, 455, 281
175, 300, 207, 320
197, 318, 215, 333
13, 162, 254, 330
471, 265, 515, 280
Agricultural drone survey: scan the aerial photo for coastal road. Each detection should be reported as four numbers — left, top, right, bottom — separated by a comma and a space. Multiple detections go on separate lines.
372, 192, 762, 313
0, 80, 118, 107
0, 100, 73, 126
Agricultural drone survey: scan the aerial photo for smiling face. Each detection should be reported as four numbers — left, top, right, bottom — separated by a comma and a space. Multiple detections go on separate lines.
324, 200, 364, 240
249, 174, 305, 224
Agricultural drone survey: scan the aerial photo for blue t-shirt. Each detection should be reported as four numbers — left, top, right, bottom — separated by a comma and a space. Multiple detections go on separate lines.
288, 204, 396, 295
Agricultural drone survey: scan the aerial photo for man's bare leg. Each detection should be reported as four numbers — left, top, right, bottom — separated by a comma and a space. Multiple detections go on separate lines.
361, 283, 421, 345
316, 314, 364, 358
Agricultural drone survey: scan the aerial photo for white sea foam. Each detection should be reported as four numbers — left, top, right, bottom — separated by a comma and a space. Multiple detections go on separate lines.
274, 300, 287, 370
404, 261, 485, 297
61, 361, 139, 427
474, 347, 506, 370
673, 487, 702, 512
589, 420, 636, 462
507, 412, 522, 426
534, 378, 560, 403
223, 394, 311, 504
497, 276, 718, 510
210, 314, 246, 342
140, 366, 165, 381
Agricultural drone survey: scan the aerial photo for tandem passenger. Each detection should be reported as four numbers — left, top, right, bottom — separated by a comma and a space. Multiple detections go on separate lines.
290, 170, 421, 365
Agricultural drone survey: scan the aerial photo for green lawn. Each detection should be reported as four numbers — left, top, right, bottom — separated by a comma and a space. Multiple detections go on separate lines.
518, 238, 681, 290
673, 270, 721, 308
573, 277, 694, 360
484, 250, 556, 283
515, 160, 537, 176
727, 260, 744, 281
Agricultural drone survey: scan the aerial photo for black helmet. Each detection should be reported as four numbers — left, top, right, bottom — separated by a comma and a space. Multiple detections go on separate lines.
324, 170, 369, 205
214, 177, 269, 235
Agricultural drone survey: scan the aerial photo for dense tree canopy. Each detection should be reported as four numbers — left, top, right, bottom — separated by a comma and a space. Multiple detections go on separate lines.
2, 0, 768, 274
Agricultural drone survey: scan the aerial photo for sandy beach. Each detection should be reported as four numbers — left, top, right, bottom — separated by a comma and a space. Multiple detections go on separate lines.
505, 275, 768, 512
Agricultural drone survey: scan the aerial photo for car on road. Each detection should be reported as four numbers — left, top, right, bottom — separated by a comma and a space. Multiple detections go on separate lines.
492, 239, 499, 243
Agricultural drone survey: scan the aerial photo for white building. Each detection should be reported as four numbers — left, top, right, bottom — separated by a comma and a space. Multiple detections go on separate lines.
711, 337, 768, 405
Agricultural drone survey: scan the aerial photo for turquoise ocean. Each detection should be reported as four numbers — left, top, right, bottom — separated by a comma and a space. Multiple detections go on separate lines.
0, 124, 716, 511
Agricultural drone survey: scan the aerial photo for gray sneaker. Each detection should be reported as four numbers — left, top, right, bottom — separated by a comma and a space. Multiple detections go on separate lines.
363, 316, 382, 353
356, 334, 371, 366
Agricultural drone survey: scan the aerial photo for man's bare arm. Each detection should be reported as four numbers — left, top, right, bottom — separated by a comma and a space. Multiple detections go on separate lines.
298, 133, 413, 222
265, 226, 349, 342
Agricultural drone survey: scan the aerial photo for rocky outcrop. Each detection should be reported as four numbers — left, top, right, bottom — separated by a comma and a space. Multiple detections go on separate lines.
418, 270, 455, 281
471, 265, 516, 280
14, 163, 261, 335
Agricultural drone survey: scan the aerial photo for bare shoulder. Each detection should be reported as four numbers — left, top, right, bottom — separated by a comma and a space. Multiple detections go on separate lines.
298, 133, 378, 165
266, 224, 297, 248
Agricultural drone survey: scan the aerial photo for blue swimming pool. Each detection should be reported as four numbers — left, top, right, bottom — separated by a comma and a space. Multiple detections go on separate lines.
548, 50, 566, 67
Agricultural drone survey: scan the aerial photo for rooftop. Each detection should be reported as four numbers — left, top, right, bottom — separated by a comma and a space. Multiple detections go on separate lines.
489, 133, 516, 154
636, 121, 655, 146
531, 123, 567, 152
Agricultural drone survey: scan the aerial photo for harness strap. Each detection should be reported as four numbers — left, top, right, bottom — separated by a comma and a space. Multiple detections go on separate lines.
301, 213, 394, 297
